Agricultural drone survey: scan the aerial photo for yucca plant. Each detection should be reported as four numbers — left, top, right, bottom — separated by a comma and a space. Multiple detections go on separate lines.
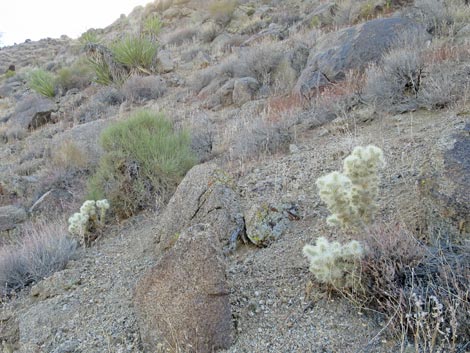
111, 35, 158, 73
28, 68, 56, 97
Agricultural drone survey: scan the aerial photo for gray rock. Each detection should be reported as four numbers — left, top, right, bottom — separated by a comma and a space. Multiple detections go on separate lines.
156, 50, 174, 73
0, 310, 19, 349
245, 203, 299, 246
156, 163, 244, 253
10, 94, 57, 130
418, 122, 470, 243
135, 224, 233, 353
455, 24, 470, 45
0, 205, 27, 232
233, 77, 259, 106
296, 17, 430, 95
295, 71, 330, 98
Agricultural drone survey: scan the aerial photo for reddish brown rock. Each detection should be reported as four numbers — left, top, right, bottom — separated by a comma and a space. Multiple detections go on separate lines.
134, 224, 233, 353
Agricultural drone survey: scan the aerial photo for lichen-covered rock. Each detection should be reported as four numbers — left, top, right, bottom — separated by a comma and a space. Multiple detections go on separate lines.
135, 224, 233, 353
245, 203, 299, 246
156, 163, 244, 253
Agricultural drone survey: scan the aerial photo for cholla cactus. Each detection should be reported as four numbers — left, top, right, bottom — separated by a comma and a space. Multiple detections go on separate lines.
96, 199, 110, 225
303, 237, 364, 288
316, 145, 384, 230
68, 199, 109, 246
316, 171, 358, 228
343, 145, 385, 225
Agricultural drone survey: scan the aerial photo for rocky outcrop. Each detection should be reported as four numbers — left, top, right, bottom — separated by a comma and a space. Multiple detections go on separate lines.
135, 224, 233, 353
296, 17, 430, 96
155, 163, 244, 252
10, 94, 57, 130
418, 122, 470, 243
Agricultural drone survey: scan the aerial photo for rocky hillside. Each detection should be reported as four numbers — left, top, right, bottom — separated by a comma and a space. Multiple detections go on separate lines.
1, 0, 469, 352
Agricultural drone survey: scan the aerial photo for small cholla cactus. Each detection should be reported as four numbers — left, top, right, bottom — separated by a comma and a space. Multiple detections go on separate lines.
316, 145, 385, 230
343, 145, 385, 225
316, 171, 358, 228
96, 199, 110, 225
303, 237, 364, 288
68, 199, 109, 246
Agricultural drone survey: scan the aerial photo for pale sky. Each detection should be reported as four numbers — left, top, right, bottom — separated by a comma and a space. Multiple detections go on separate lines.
0, 0, 152, 47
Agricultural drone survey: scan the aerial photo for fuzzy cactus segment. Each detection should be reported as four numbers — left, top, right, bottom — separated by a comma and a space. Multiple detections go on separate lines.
68, 199, 110, 246
343, 145, 385, 224
316, 171, 357, 228
316, 145, 384, 230
303, 237, 364, 288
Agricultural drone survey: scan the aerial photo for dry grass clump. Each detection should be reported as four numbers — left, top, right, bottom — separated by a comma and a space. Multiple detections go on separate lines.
209, 0, 238, 25
362, 34, 469, 113
51, 141, 89, 171
412, 0, 470, 37
27, 68, 56, 98
121, 74, 166, 103
165, 28, 199, 47
357, 224, 470, 352
73, 87, 123, 124
0, 218, 77, 296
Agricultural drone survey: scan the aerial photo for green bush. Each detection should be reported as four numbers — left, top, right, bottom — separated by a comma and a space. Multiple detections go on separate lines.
86, 56, 114, 86
111, 35, 158, 72
80, 29, 102, 45
87, 110, 196, 217
57, 58, 94, 91
28, 68, 56, 97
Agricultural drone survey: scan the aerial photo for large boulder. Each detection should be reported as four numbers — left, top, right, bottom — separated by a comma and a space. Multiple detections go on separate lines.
296, 17, 430, 95
10, 94, 57, 130
155, 163, 244, 253
135, 224, 233, 353
418, 122, 470, 243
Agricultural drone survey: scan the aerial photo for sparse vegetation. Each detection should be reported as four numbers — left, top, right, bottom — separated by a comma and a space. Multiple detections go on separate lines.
304, 146, 470, 351
56, 58, 94, 92
121, 74, 166, 103
143, 14, 162, 39
209, 0, 238, 25
87, 110, 196, 217
27, 68, 56, 97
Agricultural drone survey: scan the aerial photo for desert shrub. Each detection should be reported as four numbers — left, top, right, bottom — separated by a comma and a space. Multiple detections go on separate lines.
0, 219, 77, 295
111, 35, 158, 73
56, 58, 94, 92
80, 29, 102, 45
27, 68, 56, 97
228, 116, 292, 160
51, 141, 88, 171
86, 55, 114, 86
121, 74, 166, 103
209, 0, 238, 25
200, 23, 219, 43
165, 28, 199, 47
412, 0, 470, 37
73, 87, 123, 124
87, 110, 196, 217
143, 14, 162, 39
